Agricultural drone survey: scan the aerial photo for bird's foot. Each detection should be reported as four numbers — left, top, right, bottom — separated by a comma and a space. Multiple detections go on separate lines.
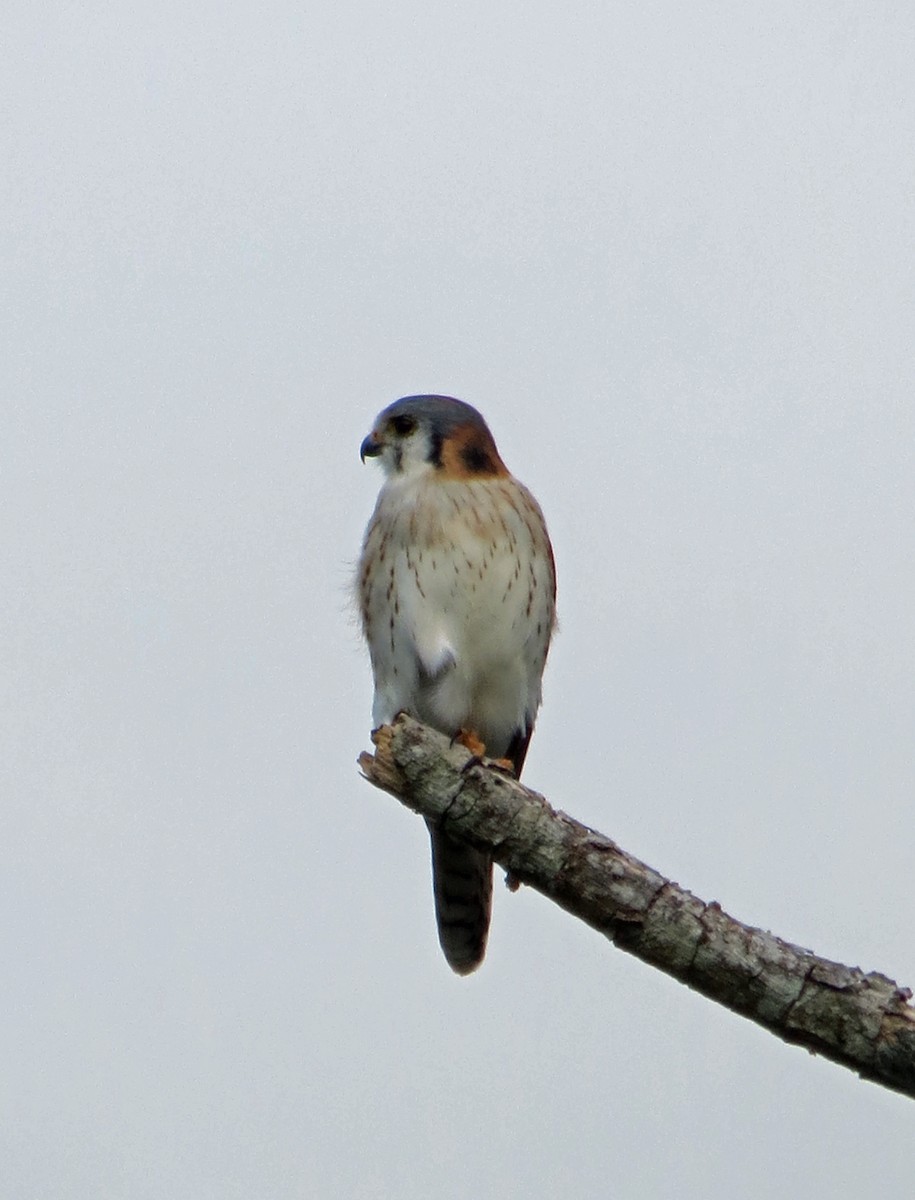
490, 757, 516, 775
453, 727, 487, 758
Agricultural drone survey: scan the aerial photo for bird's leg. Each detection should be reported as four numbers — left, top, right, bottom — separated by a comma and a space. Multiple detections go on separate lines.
452, 728, 516, 775
452, 728, 493, 775
453, 727, 487, 758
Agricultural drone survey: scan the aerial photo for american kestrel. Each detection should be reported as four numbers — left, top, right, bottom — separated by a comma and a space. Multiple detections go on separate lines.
358, 395, 556, 974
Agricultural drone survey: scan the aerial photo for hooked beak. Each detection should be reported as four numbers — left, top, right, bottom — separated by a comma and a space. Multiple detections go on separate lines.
360, 431, 383, 462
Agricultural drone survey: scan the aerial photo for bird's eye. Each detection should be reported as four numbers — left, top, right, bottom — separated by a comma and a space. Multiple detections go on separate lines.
391, 414, 417, 436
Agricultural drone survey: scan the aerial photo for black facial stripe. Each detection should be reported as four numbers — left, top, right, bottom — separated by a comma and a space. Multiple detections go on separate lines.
460, 443, 493, 474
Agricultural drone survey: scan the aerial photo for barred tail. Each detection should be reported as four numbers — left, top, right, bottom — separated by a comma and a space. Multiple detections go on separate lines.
427, 822, 493, 975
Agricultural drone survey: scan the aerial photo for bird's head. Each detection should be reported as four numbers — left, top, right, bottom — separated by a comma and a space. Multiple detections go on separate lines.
360, 395, 508, 481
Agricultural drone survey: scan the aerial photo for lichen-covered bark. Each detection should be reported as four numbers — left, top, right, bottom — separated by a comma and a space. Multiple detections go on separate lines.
358, 714, 915, 1101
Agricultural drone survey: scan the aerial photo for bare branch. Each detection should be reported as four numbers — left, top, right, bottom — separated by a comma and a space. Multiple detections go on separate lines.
359, 714, 915, 1101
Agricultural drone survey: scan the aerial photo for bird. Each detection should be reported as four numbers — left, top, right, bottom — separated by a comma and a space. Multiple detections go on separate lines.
357, 395, 556, 974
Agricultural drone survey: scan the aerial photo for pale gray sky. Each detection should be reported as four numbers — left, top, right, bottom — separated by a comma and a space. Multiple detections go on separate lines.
3, 3, 914, 1197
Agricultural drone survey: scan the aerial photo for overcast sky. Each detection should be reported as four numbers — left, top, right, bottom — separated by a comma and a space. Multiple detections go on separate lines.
3, 3, 915, 1197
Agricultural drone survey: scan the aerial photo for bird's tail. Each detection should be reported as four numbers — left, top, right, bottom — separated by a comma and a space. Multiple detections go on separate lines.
427, 822, 493, 975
